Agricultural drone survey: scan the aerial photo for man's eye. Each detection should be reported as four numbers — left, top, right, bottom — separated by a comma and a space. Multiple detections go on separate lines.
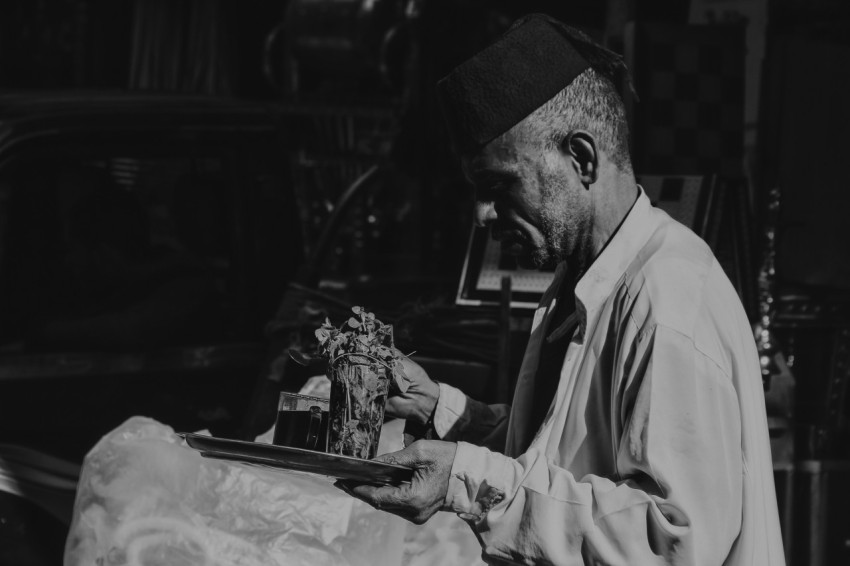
477, 183, 508, 198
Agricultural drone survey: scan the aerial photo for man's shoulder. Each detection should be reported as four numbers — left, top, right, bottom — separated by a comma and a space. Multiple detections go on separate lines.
621, 215, 719, 336
618, 218, 754, 380
639, 211, 714, 272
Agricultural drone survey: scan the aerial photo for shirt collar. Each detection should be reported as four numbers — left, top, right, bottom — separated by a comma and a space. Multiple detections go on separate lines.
569, 186, 656, 332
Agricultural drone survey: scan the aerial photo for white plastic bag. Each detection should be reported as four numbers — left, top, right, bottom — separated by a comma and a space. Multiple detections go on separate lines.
64, 416, 406, 566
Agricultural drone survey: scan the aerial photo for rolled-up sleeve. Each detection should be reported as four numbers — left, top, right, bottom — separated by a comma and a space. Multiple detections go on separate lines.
443, 324, 743, 565
433, 382, 511, 452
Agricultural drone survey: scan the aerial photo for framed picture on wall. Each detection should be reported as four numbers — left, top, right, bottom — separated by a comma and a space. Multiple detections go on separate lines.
455, 226, 557, 310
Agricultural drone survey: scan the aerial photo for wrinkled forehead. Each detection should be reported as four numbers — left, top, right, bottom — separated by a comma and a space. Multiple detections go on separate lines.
436, 14, 588, 156
465, 119, 553, 175
460, 130, 526, 182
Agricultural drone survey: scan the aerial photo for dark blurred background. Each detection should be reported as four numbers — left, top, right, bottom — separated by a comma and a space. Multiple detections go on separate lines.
0, 0, 848, 564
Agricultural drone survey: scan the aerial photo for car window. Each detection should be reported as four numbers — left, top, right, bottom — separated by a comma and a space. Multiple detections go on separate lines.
0, 152, 244, 351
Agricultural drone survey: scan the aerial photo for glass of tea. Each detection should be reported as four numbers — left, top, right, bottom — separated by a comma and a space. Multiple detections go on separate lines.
272, 392, 329, 452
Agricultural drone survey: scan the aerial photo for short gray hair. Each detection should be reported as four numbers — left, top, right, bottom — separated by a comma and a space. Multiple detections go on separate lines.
526, 67, 633, 173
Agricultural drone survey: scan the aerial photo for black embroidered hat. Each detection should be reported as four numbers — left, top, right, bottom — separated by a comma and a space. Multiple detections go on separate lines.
436, 13, 593, 155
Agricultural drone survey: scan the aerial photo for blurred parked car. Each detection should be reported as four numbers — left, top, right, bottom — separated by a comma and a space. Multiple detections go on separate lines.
0, 90, 309, 564
0, 91, 305, 461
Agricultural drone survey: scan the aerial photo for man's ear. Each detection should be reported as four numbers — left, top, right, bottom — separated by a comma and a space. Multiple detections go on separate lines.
561, 131, 598, 186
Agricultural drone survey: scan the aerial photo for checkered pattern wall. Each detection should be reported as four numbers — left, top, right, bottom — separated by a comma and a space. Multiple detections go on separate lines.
624, 23, 746, 178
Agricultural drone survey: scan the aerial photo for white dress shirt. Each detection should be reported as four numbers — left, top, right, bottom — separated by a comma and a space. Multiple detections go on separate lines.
432, 189, 785, 565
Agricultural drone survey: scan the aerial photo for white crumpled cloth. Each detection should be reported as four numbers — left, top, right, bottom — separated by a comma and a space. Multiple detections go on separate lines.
64, 377, 484, 566
64, 416, 410, 566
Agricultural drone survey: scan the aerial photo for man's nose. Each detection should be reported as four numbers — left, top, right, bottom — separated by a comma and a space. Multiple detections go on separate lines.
473, 200, 497, 227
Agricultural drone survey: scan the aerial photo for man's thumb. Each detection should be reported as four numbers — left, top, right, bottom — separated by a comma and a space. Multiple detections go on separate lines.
373, 445, 419, 467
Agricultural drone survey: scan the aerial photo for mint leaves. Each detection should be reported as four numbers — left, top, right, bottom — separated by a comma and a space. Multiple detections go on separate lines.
314, 306, 409, 394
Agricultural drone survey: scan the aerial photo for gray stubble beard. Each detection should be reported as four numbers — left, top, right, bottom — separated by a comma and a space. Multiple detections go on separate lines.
534, 178, 592, 276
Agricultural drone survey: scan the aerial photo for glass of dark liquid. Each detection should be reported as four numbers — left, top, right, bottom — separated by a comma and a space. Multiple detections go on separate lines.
272, 392, 329, 452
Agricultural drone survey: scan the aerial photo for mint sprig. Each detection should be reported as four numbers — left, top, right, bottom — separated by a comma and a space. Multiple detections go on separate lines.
314, 306, 410, 394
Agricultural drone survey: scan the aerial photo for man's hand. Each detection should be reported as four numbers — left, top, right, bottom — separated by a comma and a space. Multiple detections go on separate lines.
335, 440, 457, 524
386, 352, 440, 425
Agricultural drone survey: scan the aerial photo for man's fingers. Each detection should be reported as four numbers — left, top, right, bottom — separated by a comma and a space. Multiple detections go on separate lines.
333, 480, 356, 496
351, 484, 403, 509
336, 481, 410, 511
333, 480, 381, 506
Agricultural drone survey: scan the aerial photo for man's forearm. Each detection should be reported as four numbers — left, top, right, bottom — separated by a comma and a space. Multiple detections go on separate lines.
432, 383, 510, 452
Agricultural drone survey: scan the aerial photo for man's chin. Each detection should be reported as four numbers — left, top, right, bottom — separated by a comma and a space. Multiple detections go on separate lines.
516, 250, 559, 271
513, 251, 555, 271
514, 255, 539, 270
501, 242, 551, 271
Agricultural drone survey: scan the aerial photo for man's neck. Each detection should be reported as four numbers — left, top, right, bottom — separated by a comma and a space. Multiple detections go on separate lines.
573, 173, 640, 284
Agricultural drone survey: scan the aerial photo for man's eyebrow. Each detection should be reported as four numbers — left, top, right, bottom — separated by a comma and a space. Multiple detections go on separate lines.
466, 169, 516, 185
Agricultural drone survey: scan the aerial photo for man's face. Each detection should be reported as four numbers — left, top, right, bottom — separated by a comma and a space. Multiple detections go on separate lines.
463, 126, 592, 270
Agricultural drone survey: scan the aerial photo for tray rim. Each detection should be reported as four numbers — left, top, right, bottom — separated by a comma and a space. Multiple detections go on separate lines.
179, 432, 413, 485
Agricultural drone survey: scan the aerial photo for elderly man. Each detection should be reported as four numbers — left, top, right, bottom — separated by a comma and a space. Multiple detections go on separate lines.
338, 13, 784, 565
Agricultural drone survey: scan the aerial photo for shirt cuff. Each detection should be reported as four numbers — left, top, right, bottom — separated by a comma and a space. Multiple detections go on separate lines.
443, 441, 512, 521
432, 382, 468, 439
